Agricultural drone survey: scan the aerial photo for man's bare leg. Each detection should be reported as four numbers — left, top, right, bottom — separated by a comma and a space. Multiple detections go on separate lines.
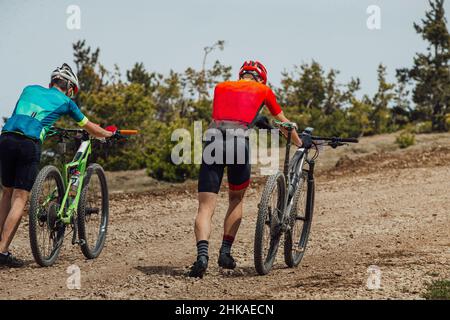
189, 192, 218, 277
0, 187, 13, 239
194, 192, 218, 242
223, 188, 246, 238
0, 189, 29, 253
218, 188, 246, 269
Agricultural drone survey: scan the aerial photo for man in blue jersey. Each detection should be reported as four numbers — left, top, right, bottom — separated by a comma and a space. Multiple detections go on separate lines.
0, 63, 115, 267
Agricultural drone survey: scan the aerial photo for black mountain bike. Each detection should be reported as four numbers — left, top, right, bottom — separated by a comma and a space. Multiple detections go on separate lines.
254, 121, 358, 275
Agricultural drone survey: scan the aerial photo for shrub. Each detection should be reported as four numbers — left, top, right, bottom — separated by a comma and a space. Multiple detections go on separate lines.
414, 121, 433, 134
395, 130, 416, 149
145, 118, 200, 182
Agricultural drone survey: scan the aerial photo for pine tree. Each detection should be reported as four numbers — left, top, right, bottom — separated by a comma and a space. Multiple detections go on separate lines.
398, 0, 450, 131
391, 72, 412, 129
370, 64, 395, 134
126, 62, 157, 94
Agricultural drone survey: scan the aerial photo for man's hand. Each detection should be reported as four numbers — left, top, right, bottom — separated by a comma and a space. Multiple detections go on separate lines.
274, 111, 302, 147
105, 125, 129, 141
83, 121, 115, 138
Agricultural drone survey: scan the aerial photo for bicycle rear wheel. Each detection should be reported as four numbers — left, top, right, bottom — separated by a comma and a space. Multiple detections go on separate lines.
29, 165, 66, 267
254, 171, 286, 275
284, 171, 314, 268
77, 163, 109, 259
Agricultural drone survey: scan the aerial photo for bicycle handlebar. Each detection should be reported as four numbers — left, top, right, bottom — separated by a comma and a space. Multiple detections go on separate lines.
311, 136, 359, 143
51, 127, 84, 134
269, 120, 359, 145
49, 127, 139, 140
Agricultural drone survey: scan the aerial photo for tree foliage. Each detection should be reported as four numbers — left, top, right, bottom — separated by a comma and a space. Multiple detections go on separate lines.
397, 0, 450, 131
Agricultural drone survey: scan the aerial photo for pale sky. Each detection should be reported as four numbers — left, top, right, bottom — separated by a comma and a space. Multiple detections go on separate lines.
1, 0, 448, 117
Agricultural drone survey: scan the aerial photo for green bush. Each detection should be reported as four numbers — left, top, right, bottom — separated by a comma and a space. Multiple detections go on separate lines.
395, 130, 416, 149
145, 118, 200, 182
414, 121, 433, 134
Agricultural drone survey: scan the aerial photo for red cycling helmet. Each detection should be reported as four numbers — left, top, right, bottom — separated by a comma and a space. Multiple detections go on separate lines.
239, 60, 268, 84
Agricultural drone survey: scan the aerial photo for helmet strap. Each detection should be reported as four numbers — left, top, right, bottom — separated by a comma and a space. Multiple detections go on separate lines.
241, 71, 261, 82
66, 81, 75, 98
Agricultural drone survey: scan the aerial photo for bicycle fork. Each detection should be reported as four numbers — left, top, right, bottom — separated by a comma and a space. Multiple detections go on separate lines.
71, 218, 86, 246
304, 160, 315, 222
281, 157, 315, 233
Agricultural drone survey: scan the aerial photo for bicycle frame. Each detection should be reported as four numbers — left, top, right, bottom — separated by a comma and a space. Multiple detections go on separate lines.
57, 138, 92, 224
281, 129, 316, 227
284, 148, 305, 213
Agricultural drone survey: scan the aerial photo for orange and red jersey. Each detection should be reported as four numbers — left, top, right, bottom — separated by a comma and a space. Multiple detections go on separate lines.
212, 80, 282, 124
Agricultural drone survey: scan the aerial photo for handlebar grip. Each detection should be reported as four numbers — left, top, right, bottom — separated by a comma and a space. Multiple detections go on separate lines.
118, 130, 139, 136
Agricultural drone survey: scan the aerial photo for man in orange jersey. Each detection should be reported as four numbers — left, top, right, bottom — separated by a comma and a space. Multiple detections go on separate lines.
189, 60, 310, 278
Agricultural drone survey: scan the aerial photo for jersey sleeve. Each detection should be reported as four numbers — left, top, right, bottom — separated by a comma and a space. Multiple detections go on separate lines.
68, 100, 88, 126
265, 88, 282, 116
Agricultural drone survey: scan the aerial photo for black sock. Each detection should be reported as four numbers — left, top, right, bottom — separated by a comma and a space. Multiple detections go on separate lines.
196, 240, 209, 260
220, 235, 235, 255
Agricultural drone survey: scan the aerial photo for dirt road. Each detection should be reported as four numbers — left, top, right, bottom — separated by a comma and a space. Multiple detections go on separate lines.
0, 141, 449, 300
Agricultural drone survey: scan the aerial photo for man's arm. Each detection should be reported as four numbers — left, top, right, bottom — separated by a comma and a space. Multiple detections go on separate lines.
264, 89, 303, 147
82, 121, 114, 138
274, 112, 303, 147
67, 100, 113, 138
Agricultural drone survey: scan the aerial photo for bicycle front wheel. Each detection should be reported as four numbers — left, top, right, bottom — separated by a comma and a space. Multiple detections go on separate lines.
29, 165, 66, 267
254, 171, 286, 275
77, 163, 109, 259
284, 171, 314, 268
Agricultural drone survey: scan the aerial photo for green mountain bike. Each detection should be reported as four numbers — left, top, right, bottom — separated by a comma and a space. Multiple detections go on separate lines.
254, 121, 358, 275
29, 127, 137, 267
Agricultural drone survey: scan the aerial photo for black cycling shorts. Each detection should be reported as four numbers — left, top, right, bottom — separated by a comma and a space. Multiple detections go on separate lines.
198, 131, 251, 194
0, 133, 41, 192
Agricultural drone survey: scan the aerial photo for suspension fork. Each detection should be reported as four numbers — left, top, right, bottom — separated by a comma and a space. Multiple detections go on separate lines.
305, 159, 315, 221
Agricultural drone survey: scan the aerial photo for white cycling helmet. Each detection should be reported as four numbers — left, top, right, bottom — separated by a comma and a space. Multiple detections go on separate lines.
51, 63, 79, 94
